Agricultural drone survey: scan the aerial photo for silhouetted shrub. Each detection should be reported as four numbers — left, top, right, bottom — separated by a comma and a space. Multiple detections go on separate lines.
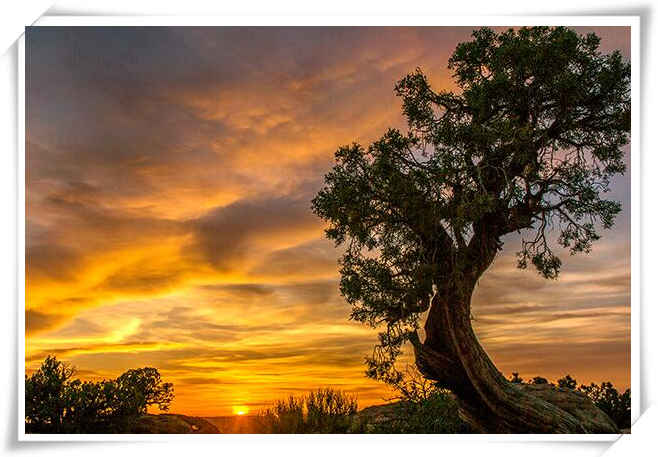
306, 388, 358, 433
25, 355, 173, 433
255, 388, 357, 433
556, 374, 578, 389
361, 365, 469, 433
366, 390, 470, 434
510, 372, 523, 384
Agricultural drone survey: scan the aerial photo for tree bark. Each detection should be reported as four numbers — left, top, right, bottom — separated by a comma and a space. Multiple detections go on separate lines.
413, 276, 619, 434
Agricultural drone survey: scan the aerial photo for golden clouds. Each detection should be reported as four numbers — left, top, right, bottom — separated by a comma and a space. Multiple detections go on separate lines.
25, 26, 631, 415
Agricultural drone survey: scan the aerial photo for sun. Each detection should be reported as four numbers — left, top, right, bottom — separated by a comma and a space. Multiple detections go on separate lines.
232, 405, 249, 416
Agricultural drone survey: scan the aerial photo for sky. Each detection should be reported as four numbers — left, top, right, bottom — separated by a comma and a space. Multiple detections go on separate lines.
25, 26, 631, 416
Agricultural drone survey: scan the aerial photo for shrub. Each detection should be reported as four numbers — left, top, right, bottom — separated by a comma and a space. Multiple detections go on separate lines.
510, 372, 523, 384
556, 374, 578, 389
257, 395, 305, 433
306, 388, 358, 433
367, 390, 470, 434
25, 355, 174, 433
363, 364, 469, 433
255, 388, 358, 433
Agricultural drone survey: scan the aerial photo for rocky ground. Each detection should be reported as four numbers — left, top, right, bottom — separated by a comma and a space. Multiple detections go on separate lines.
132, 414, 220, 433
204, 415, 260, 433
133, 385, 628, 434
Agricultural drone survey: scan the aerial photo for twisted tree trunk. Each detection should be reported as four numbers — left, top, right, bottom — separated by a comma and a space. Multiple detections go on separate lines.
412, 275, 619, 433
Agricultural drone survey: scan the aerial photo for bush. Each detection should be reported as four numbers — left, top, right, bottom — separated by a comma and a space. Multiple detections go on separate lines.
306, 388, 358, 433
367, 390, 470, 434
556, 374, 577, 389
25, 355, 174, 433
510, 372, 523, 384
363, 364, 469, 433
257, 395, 305, 433
255, 388, 358, 433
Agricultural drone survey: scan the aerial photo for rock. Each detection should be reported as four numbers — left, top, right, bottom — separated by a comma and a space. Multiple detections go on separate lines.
356, 385, 620, 434
355, 402, 400, 431
131, 414, 220, 434
203, 416, 260, 433
515, 383, 620, 433
357, 402, 400, 425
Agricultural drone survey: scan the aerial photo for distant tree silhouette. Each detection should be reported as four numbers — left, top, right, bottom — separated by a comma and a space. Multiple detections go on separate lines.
556, 374, 578, 390
510, 373, 524, 384
577, 381, 631, 429
25, 355, 173, 433
115, 367, 174, 416
24, 355, 75, 433
313, 26, 629, 433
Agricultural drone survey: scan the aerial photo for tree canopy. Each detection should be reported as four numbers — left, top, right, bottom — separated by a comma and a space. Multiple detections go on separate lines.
312, 26, 630, 386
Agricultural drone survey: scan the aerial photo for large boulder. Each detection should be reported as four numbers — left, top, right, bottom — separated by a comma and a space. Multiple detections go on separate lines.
514, 383, 620, 433
356, 402, 400, 427
357, 384, 620, 434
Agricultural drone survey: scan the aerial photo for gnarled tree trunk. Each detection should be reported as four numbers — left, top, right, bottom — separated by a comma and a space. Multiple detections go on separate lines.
412, 274, 619, 434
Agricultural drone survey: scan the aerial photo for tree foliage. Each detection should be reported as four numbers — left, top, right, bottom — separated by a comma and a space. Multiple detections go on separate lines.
311, 27, 630, 383
25, 355, 174, 433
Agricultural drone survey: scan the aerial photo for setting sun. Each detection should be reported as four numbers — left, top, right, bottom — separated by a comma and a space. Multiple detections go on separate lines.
232, 406, 249, 416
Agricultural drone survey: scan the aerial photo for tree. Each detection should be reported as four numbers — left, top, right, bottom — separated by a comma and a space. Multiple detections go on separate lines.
557, 374, 578, 390
25, 356, 174, 433
115, 367, 174, 416
530, 376, 549, 385
25, 355, 75, 432
510, 373, 524, 384
312, 27, 629, 433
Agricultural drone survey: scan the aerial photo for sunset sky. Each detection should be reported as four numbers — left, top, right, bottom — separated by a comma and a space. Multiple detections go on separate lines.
25, 26, 631, 416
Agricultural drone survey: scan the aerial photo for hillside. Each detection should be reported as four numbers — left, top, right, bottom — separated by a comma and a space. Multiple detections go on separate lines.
132, 414, 219, 433
204, 415, 260, 433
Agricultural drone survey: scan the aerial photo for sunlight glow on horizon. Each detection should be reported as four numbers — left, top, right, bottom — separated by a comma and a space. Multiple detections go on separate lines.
232, 406, 249, 416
